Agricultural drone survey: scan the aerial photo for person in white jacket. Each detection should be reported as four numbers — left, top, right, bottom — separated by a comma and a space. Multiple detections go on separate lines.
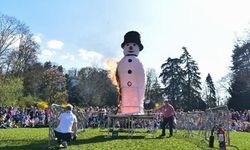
54, 104, 77, 148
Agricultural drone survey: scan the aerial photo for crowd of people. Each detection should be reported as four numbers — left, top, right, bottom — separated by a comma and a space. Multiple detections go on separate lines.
0, 104, 250, 133
229, 109, 250, 131
0, 106, 47, 128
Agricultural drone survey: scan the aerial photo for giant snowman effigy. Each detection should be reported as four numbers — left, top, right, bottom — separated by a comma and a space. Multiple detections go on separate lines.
116, 31, 145, 115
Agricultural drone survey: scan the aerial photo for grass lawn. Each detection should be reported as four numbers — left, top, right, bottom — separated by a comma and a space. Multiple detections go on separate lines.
0, 128, 249, 150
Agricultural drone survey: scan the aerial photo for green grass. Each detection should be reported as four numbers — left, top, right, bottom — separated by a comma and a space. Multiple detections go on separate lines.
0, 128, 249, 150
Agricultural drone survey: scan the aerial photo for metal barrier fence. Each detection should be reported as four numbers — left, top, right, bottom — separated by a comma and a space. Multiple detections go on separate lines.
105, 113, 158, 138
175, 106, 239, 149
47, 105, 241, 149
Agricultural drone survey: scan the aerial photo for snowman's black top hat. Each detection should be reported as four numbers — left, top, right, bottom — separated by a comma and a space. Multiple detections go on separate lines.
121, 31, 143, 51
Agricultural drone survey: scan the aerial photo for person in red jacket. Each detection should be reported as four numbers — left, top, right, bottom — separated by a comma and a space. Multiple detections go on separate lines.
155, 99, 176, 138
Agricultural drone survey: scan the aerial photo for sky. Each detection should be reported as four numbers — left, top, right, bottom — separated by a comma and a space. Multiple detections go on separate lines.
1, 0, 250, 82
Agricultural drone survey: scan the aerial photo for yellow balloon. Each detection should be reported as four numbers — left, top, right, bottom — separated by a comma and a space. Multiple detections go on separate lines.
155, 103, 160, 108
37, 101, 48, 109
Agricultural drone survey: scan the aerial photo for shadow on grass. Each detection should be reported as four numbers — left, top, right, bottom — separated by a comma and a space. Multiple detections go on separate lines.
0, 131, 160, 150
71, 135, 147, 146
0, 140, 49, 150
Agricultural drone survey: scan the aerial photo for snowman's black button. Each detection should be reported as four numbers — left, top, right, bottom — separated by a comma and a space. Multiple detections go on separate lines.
128, 59, 132, 62
127, 81, 132, 87
128, 70, 132, 74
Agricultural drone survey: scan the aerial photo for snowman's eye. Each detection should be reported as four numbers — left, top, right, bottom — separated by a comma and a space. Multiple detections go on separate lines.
133, 44, 136, 46
126, 44, 129, 46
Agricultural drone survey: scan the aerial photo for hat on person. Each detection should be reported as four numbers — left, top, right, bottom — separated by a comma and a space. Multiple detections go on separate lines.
66, 104, 73, 111
164, 99, 169, 102
121, 31, 144, 51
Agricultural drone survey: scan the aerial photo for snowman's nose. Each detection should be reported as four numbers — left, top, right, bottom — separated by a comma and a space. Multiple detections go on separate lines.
129, 46, 133, 50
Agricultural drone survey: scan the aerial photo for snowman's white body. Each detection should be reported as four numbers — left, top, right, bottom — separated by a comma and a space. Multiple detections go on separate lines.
117, 43, 145, 115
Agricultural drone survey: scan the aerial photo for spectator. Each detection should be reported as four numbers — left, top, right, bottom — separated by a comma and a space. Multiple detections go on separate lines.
246, 110, 250, 122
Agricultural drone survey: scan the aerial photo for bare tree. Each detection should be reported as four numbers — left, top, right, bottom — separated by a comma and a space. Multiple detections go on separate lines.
7, 33, 39, 76
145, 68, 157, 100
0, 13, 36, 74
215, 73, 232, 105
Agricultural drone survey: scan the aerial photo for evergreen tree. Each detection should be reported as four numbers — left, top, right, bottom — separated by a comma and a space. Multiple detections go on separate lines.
204, 73, 217, 108
159, 57, 185, 108
23, 62, 45, 97
180, 47, 203, 111
228, 42, 250, 110
150, 77, 163, 103
65, 71, 81, 105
